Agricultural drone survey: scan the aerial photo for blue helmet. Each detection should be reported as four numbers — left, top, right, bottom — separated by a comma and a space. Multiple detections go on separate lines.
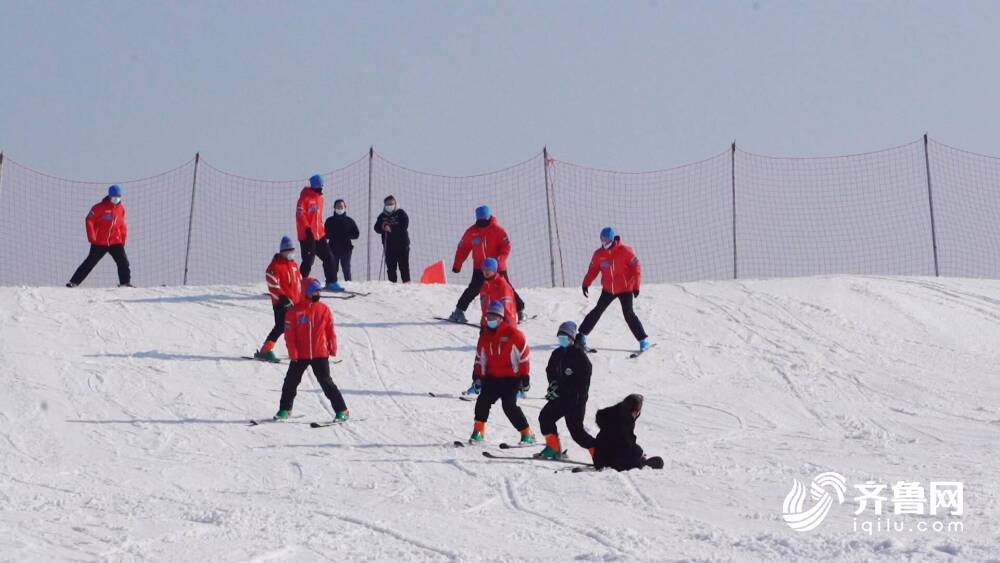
309, 174, 324, 189
280, 236, 296, 252
475, 205, 491, 220
600, 226, 617, 242
487, 300, 506, 317
482, 257, 499, 273
304, 278, 323, 299
108, 185, 123, 198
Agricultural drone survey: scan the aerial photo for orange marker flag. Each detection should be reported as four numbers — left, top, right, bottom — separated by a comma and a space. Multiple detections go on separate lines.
420, 260, 447, 284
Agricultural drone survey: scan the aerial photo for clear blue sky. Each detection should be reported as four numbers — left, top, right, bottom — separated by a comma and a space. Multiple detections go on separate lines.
1, 0, 999, 180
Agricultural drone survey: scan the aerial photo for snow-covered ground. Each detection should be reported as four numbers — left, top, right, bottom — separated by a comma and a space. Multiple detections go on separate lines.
1, 277, 998, 561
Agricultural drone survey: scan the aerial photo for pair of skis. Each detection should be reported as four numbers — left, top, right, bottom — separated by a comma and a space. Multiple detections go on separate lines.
247, 415, 358, 428
241, 356, 343, 365
452, 440, 595, 470
434, 315, 539, 329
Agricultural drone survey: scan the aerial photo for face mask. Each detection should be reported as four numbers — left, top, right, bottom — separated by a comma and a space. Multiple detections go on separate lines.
110, 196, 122, 205
334, 208, 346, 215
558, 335, 571, 348
384, 205, 395, 213
486, 319, 500, 330
284, 252, 296, 261
601, 239, 613, 250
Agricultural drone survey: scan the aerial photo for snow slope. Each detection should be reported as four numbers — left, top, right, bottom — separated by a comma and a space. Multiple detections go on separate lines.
1, 277, 998, 561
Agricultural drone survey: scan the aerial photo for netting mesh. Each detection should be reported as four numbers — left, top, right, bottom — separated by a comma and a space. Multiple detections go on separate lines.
928, 140, 1000, 278
0, 158, 196, 287
368, 152, 551, 287
184, 156, 370, 285
548, 152, 735, 286
7, 137, 1000, 288
734, 142, 936, 278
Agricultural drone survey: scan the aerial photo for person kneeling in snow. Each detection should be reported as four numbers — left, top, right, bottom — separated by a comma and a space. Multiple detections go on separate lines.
593, 394, 663, 471
275, 278, 348, 422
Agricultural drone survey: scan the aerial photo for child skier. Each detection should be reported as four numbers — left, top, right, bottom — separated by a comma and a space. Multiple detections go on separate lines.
593, 394, 663, 471
448, 205, 525, 323
579, 227, 649, 352
477, 257, 518, 326
254, 236, 302, 362
323, 198, 360, 290
296, 174, 337, 289
535, 321, 596, 460
67, 184, 131, 287
466, 301, 535, 445
275, 278, 349, 422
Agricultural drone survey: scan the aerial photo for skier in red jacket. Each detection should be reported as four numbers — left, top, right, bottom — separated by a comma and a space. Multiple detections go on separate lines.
254, 236, 303, 362
465, 301, 535, 445
296, 174, 337, 289
477, 258, 518, 327
274, 278, 349, 422
448, 206, 525, 324
579, 227, 650, 353
67, 185, 131, 287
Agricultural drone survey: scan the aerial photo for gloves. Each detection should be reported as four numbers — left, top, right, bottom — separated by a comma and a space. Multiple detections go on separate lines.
582, 286, 589, 298
305, 228, 315, 242
277, 296, 292, 309
633, 288, 640, 298
545, 382, 559, 401
453, 267, 461, 274
520, 376, 530, 393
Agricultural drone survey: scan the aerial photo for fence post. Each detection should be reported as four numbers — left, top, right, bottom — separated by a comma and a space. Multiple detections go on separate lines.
0, 152, 5, 206
542, 147, 558, 287
182, 152, 200, 285
923, 134, 940, 276
731, 141, 738, 279
366, 147, 374, 282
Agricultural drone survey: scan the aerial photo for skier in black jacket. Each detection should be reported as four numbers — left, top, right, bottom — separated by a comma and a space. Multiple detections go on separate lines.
374, 195, 411, 283
593, 394, 663, 471
323, 199, 360, 290
535, 321, 597, 460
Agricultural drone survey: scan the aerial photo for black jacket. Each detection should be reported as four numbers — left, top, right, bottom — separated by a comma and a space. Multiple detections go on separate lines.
593, 401, 644, 471
544, 343, 592, 405
374, 209, 410, 248
324, 214, 360, 253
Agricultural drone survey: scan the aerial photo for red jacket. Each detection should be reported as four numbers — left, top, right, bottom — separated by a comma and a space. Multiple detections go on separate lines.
453, 217, 511, 272
582, 238, 642, 294
473, 322, 530, 379
266, 255, 303, 305
86, 198, 127, 246
296, 187, 326, 240
478, 274, 518, 326
284, 298, 337, 360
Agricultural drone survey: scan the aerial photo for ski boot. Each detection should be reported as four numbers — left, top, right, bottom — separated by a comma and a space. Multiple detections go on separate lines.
274, 409, 291, 420
118, 283, 133, 288
469, 421, 486, 444
335, 410, 349, 422
577, 333, 588, 347
517, 309, 526, 323
644, 456, 664, 470
254, 349, 279, 363
464, 379, 482, 397
447, 309, 468, 324
639, 338, 651, 352
325, 281, 345, 292
66, 282, 77, 288
519, 429, 536, 445
535, 434, 563, 459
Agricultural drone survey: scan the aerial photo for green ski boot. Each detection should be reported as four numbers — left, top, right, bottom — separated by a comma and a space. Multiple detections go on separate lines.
274, 409, 291, 420
254, 349, 279, 363
335, 410, 349, 422
519, 432, 536, 445
536, 446, 564, 460
469, 431, 485, 444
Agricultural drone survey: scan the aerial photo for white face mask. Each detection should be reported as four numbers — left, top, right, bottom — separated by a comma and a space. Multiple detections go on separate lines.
384, 205, 396, 213
110, 196, 122, 205
601, 239, 613, 250
334, 208, 346, 215
282, 251, 296, 261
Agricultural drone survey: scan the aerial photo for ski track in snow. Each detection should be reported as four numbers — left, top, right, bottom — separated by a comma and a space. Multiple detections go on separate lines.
1, 278, 999, 561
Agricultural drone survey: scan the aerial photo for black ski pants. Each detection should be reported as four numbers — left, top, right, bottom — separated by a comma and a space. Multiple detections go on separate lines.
264, 300, 292, 344
70, 244, 131, 286
384, 244, 411, 283
299, 237, 336, 283
579, 290, 647, 341
279, 358, 347, 413
538, 399, 596, 449
474, 377, 529, 432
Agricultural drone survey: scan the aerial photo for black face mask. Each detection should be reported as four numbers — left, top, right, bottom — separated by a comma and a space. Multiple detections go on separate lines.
310, 294, 321, 302
312, 187, 323, 195
475, 219, 490, 228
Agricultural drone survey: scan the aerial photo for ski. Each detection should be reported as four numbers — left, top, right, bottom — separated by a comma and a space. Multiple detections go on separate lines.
571, 466, 602, 473
343, 290, 371, 297
248, 414, 305, 426
585, 347, 598, 354
318, 292, 356, 300
242, 356, 283, 364
481, 451, 592, 467
453, 439, 484, 448
433, 316, 481, 329
628, 343, 658, 359
310, 418, 362, 428
498, 442, 537, 449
